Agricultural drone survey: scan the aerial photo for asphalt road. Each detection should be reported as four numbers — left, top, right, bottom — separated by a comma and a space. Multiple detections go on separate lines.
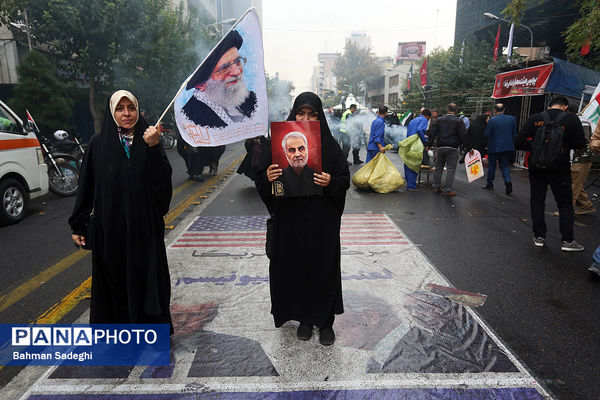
1, 142, 599, 399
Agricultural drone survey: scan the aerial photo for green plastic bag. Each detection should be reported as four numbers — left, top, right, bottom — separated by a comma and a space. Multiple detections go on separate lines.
398, 134, 424, 173
367, 152, 405, 193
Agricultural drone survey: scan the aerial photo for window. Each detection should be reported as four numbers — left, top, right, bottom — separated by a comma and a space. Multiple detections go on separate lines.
0, 105, 20, 134
389, 75, 399, 87
388, 93, 398, 104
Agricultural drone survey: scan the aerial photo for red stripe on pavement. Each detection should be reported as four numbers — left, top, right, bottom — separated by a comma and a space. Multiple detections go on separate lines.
183, 232, 265, 237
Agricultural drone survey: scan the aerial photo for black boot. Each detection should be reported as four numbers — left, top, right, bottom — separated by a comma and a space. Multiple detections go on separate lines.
505, 181, 512, 195
352, 149, 363, 165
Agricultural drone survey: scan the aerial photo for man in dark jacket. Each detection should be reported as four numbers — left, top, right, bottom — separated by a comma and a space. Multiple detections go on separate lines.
482, 103, 517, 194
515, 96, 586, 251
427, 103, 472, 196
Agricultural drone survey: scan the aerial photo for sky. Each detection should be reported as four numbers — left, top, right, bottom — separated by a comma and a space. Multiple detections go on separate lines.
261, 0, 458, 94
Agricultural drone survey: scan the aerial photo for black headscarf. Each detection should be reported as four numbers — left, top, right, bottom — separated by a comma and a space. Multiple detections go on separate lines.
285, 92, 349, 215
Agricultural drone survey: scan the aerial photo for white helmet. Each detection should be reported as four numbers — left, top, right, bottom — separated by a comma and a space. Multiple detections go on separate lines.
53, 130, 69, 140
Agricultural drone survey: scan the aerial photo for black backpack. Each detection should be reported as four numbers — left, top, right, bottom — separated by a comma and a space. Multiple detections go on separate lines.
529, 111, 567, 170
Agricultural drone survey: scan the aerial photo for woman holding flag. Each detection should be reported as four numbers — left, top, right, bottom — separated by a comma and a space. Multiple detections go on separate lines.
69, 90, 174, 333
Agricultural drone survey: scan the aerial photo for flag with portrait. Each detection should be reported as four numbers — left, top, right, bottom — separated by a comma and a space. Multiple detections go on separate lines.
173, 8, 268, 147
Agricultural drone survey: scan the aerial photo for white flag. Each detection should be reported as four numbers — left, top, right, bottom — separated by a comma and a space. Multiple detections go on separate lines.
174, 8, 268, 147
581, 82, 600, 132
506, 23, 515, 63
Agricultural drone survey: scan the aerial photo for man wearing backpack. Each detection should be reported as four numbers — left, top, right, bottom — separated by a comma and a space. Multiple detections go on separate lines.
515, 96, 587, 251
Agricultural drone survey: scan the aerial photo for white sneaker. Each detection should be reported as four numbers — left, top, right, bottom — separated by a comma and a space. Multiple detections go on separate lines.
533, 237, 545, 247
561, 241, 584, 252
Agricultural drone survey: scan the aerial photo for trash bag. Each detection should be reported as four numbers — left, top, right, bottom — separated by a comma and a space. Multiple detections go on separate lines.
351, 157, 377, 190
367, 152, 405, 193
398, 134, 424, 173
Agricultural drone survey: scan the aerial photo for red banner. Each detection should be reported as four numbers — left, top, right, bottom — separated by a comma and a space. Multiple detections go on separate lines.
420, 57, 427, 87
493, 24, 500, 62
492, 63, 554, 98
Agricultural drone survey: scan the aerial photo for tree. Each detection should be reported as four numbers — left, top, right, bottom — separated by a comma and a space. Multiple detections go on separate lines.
8, 51, 74, 134
113, 1, 212, 126
0, 0, 209, 132
402, 42, 504, 115
564, 0, 600, 70
334, 41, 381, 98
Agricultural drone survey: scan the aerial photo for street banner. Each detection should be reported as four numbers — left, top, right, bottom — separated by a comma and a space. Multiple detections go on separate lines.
464, 150, 484, 183
581, 82, 600, 132
407, 64, 413, 91
173, 8, 268, 147
492, 63, 554, 98
506, 23, 515, 62
493, 24, 501, 62
270, 121, 322, 198
419, 57, 427, 87
397, 41, 426, 61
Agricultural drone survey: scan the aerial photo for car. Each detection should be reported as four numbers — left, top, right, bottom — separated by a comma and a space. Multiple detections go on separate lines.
0, 100, 49, 225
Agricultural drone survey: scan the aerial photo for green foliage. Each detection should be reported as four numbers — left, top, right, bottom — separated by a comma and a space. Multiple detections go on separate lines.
114, 0, 211, 126
501, 0, 533, 25
564, 0, 600, 70
322, 94, 342, 109
402, 42, 506, 115
0, 0, 215, 131
335, 41, 381, 97
8, 51, 74, 134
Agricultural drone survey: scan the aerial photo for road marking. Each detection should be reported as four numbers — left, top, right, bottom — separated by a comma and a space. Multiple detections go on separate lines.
0, 149, 244, 319
34, 277, 92, 324
0, 249, 89, 313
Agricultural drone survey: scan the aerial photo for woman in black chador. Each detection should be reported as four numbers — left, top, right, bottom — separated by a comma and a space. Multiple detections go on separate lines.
255, 92, 350, 345
69, 90, 173, 332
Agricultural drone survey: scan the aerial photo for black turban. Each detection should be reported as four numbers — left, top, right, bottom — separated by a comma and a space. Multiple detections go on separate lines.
186, 30, 243, 90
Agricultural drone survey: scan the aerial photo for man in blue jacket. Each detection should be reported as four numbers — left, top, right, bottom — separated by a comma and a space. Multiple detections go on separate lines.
366, 106, 388, 163
404, 108, 431, 191
482, 103, 517, 194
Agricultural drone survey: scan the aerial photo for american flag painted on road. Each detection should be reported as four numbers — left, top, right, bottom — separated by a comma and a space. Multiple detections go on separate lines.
169, 214, 409, 248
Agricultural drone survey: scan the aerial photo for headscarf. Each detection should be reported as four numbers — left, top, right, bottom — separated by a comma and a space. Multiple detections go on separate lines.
109, 90, 140, 158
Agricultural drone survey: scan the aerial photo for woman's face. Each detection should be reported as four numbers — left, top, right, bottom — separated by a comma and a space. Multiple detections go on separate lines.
295, 106, 319, 121
114, 97, 138, 129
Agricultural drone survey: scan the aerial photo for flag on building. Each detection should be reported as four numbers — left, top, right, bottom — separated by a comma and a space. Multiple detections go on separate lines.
459, 39, 465, 65
419, 57, 428, 87
581, 82, 600, 132
407, 64, 413, 91
493, 24, 501, 62
173, 8, 268, 147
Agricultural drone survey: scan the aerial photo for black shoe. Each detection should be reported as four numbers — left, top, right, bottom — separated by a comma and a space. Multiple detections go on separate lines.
347, 161, 352, 166
192, 174, 204, 182
353, 159, 364, 165
319, 327, 335, 346
481, 185, 493, 191
297, 323, 312, 341
505, 182, 512, 195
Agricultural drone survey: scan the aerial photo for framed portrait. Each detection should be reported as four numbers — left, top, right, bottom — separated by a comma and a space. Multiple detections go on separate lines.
270, 121, 322, 198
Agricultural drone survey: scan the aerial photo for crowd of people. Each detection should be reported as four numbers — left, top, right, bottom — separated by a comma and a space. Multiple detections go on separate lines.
67, 88, 598, 353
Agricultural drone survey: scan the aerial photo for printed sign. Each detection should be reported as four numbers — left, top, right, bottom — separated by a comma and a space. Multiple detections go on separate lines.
492, 63, 554, 99
397, 42, 426, 60
270, 121, 322, 197
465, 150, 485, 182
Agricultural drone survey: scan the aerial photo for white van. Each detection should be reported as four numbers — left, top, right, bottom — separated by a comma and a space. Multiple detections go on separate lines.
0, 100, 49, 225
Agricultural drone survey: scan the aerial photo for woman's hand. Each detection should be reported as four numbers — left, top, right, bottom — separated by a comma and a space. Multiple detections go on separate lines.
143, 126, 161, 147
266, 164, 282, 182
314, 171, 331, 187
72, 234, 86, 247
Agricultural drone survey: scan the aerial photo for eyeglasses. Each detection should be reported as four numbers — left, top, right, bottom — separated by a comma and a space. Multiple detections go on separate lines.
214, 56, 247, 76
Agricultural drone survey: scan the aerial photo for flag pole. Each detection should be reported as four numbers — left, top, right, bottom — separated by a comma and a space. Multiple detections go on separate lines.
153, 7, 256, 128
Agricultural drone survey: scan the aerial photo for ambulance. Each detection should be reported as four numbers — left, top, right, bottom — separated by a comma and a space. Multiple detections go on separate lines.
0, 100, 49, 225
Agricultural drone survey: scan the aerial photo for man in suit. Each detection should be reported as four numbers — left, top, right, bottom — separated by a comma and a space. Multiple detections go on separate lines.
482, 103, 517, 194
179, 30, 257, 129
277, 131, 322, 197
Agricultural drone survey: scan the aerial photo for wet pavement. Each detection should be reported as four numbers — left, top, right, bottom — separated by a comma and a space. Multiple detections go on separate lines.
4, 149, 600, 399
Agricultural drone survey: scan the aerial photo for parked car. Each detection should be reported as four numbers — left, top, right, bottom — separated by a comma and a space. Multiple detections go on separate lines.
0, 100, 49, 225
